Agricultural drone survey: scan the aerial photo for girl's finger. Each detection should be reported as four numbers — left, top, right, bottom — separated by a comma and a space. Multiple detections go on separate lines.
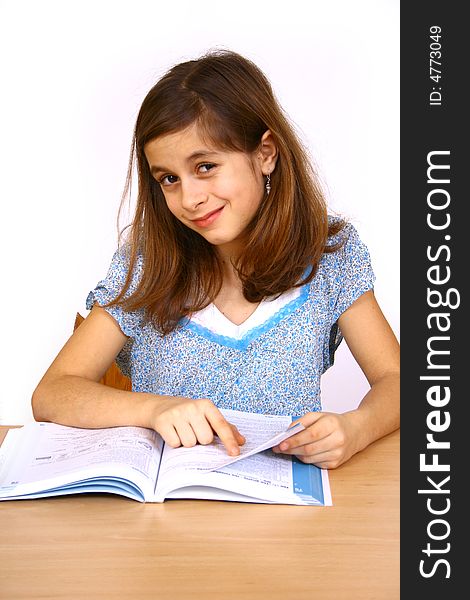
296, 448, 344, 469
274, 427, 331, 453
157, 423, 181, 448
206, 408, 242, 456
189, 413, 216, 446
174, 421, 198, 448
229, 423, 246, 445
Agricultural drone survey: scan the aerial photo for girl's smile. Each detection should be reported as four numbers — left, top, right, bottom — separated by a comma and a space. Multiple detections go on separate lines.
190, 206, 225, 228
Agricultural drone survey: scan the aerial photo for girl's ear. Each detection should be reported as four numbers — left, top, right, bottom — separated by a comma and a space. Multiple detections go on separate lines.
258, 130, 278, 175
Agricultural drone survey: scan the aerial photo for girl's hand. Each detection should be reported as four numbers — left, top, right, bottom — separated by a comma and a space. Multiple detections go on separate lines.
271, 411, 362, 469
149, 396, 245, 456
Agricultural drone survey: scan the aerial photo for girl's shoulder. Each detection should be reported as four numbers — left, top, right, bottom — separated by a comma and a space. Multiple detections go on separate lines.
325, 215, 352, 246
105, 244, 144, 290
324, 215, 368, 259
315, 216, 375, 319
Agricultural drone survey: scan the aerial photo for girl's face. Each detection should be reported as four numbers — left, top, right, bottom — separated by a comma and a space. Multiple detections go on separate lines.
144, 124, 271, 258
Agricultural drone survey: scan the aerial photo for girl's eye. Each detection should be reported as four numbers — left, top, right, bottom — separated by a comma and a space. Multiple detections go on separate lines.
198, 163, 216, 173
159, 174, 178, 186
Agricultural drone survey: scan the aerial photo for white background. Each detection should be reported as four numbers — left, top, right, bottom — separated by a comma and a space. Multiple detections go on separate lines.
0, 0, 399, 423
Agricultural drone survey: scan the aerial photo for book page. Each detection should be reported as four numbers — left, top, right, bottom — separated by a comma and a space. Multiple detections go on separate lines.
154, 409, 314, 502
156, 409, 301, 479
217, 450, 329, 505
0, 423, 163, 500
158, 448, 327, 505
166, 450, 295, 500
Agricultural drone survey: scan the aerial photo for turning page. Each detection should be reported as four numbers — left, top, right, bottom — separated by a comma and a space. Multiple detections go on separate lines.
155, 410, 299, 484
153, 409, 330, 504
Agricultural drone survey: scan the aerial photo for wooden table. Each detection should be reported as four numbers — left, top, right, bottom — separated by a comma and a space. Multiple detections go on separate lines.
0, 427, 399, 600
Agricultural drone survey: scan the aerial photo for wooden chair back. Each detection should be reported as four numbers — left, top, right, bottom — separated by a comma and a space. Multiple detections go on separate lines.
74, 313, 132, 391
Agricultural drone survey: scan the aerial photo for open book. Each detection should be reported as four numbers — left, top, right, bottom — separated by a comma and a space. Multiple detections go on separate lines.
0, 408, 331, 505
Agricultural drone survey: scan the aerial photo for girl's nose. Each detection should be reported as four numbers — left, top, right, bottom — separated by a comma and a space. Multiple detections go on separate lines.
180, 180, 208, 211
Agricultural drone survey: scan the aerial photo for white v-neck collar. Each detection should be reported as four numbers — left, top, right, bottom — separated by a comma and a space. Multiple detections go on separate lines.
190, 287, 302, 340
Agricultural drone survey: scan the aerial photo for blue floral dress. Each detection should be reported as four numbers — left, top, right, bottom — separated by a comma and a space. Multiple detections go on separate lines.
86, 222, 375, 417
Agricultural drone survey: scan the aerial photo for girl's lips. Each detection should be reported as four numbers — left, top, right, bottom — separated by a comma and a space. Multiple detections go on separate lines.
191, 207, 224, 228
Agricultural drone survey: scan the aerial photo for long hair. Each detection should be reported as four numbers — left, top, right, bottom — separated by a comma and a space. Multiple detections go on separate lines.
111, 49, 344, 334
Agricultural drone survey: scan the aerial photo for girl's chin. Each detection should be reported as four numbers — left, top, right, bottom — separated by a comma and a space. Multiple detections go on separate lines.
208, 238, 246, 257
194, 226, 246, 251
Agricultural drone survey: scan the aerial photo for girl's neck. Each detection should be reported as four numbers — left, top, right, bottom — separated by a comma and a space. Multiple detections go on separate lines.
215, 244, 242, 284
213, 245, 261, 326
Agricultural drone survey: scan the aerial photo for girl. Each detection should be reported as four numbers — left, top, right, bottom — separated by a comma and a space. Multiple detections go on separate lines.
32, 50, 400, 469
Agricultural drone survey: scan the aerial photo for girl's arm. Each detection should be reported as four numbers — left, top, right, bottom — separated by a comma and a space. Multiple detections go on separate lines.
32, 306, 244, 455
272, 290, 400, 468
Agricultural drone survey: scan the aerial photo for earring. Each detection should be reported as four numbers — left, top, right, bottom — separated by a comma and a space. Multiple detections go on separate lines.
265, 173, 271, 196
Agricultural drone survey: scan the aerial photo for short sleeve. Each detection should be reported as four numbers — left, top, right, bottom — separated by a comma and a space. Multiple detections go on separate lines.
86, 246, 145, 339
331, 223, 376, 323
322, 223, 376, 370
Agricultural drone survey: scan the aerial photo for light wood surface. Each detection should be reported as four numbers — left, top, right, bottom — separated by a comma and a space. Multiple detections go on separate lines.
0, 426, 399, 600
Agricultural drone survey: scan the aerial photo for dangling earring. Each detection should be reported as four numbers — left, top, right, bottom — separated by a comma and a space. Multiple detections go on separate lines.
265, 173, 271, 196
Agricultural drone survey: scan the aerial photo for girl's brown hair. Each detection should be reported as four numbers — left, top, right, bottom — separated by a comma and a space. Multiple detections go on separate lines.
112, 49, 344, 334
